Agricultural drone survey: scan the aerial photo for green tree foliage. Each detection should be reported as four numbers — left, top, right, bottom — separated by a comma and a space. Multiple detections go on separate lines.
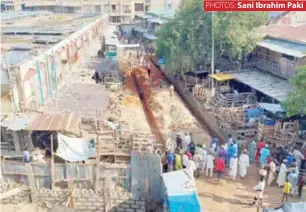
283, 65, 306, 117
155, 0, 268, 73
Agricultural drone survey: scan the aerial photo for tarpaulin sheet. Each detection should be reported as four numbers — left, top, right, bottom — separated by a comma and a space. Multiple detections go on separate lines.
246, 108, 264, 119
168, 193, 201, 212
163, 170, 202, 212
56, 133, 95, 162
259, 103, 284, 114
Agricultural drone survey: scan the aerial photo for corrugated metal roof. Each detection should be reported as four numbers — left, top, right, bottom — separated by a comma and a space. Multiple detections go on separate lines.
27, 113, 81, 131
231, 70, 292, 102
143, 32, 157, 40
0, 113, 37, 131
148, 17, 165, 25
260, 23, 306, 43
257, 38, 306, 58
33, 36, 63, 44
1, 11, 53, 21
134, 26, 147, 33
2, 27, 72, 35
148, 8, 175, 19
0, 51, 33, 66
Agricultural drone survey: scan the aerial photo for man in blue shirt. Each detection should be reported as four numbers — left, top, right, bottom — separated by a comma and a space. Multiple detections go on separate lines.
167, 151, 174, 171
260, 145, 270, 167
228, 144, 236, 167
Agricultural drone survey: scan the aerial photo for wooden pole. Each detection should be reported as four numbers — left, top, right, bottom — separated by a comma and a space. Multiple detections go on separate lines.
51, 134, 55, 190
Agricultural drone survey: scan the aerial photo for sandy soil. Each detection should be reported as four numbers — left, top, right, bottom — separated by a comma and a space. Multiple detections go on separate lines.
1, 203, 47, 212
120, 91, 151, 132
196, 164, 306, 212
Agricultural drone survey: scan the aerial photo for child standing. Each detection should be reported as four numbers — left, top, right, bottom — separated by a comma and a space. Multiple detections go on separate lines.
282, 179, 292, 202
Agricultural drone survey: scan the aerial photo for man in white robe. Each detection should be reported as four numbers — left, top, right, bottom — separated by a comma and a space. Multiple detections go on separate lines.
267, 159, 276, 186
206, 153, 215, 177
185, 159, 196, 179
193, 153, 202, 178
198, 145, 207, 172
229, 154, 238, 181
277, 159, 288, 187
183, 154, 189, 168
293, 148, 304, 168
183, 133, 191, 151
239, 149, 250, 178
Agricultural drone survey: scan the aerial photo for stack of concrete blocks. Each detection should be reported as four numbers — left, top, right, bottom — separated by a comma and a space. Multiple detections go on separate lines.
110, 191, 145, 212
31, 188, 70, 205
72, 189, 105, 211
0, 187, 31, 204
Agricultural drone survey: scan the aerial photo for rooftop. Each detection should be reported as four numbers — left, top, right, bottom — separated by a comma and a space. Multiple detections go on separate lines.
257, 37, 306, 58
1, 11, 100, 66
231, 69, 292, 102
259, 23, 306, 43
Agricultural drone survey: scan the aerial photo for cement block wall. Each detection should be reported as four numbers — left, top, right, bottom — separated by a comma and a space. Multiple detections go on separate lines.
72, 189, 105, 211
1, 187, 146, 212
110, 191, 145, 212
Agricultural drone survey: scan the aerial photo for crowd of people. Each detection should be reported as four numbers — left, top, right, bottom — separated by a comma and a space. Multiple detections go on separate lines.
160, 133, 306, 205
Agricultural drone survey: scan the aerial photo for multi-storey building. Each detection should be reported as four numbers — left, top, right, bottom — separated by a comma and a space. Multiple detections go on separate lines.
108, 0, 179, 24
8, 0, 180, 24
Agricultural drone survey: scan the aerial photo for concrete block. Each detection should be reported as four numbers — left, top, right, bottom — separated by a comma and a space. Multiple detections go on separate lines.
136, 210, 145, 212
121, 204, 130, 208
87, 206, 98, 210
131, 205, 139, 209
125, 209, 135, 212
135, 201, 144, 206
83, 202, 92, 206
92, 202, 104, 207
76, 206, 87, 210
116, 208, 125, 212
126, 200, 135, 204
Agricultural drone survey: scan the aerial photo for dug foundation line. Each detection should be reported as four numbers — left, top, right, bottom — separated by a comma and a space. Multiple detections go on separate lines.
147, 57, 226, 144
130, 69, 165, 145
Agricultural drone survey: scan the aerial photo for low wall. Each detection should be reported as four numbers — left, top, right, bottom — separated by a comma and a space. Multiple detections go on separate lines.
110, 191, 145, 212
1, 187, 145, 212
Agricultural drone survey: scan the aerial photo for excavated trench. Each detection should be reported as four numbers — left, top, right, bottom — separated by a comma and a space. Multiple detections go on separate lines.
130, 68, 165, 145
147, 57, 225, 144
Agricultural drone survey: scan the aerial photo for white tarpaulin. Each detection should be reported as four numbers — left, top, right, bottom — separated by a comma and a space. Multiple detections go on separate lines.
259, 103, 285, 114
56, 133, 95, 162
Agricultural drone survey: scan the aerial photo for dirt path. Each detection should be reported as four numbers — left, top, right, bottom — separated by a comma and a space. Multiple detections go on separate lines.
196, 164, 306, 212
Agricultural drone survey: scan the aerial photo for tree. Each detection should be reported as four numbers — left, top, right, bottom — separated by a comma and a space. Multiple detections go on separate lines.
283, 65, 306, 117
155, 0, 268, 73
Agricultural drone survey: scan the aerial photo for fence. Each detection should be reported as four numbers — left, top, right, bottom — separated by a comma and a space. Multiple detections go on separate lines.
1, 161, 131, 190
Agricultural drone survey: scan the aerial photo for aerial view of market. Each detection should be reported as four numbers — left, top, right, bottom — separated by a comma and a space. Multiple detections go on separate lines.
0, 0, 306, 212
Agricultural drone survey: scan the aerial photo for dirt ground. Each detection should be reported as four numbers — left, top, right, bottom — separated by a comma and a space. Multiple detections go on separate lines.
196, 164, 306, 212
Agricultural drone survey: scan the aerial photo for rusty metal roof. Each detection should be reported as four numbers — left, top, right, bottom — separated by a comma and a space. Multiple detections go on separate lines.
260, 24, 306, 43
27, 113, 81, 131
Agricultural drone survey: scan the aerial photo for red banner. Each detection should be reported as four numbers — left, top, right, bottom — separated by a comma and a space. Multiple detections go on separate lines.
204, 1, 306, 11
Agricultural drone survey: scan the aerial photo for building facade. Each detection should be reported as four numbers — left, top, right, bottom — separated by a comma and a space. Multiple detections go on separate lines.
254, 11, 306, 80
9, 0, 180, 24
